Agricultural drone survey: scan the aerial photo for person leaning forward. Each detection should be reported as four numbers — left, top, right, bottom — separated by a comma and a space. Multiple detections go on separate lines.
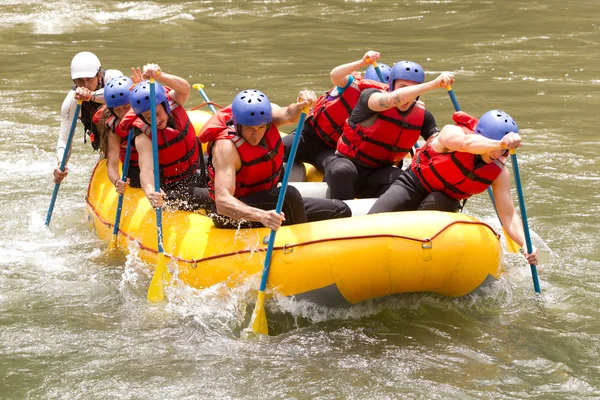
53, 51, 122, 184
115, 64, 210, 211
324, 61, 454, 200
368, 109, 538, 265
281, 50, 390, 174
199, 89, 351, 231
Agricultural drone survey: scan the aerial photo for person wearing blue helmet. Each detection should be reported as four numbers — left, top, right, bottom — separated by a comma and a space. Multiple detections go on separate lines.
363, 62, 392, 83
282, 50, 389, 175
53, 51, 123, 185
324, 61, 454, 200
116, 64, 209, 211
199, 89, 351, 230
91, 75, 141, 194
368, 109, 538, 265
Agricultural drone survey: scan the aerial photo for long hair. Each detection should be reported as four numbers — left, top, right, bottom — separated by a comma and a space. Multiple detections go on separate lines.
95, 107, 112, 158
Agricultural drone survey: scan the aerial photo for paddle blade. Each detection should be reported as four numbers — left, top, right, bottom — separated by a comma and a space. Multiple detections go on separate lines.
250, 291, 269, 335
503, 227, 521, 253
106, 234, 118, 253
147, 252, 168, 302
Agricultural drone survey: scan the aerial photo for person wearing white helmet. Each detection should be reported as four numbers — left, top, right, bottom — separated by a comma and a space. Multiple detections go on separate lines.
53, 51, 122, 184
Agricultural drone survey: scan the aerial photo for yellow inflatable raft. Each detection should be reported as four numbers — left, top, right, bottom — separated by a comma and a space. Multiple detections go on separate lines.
85, 174, 503, 305
84, 109, 503, 305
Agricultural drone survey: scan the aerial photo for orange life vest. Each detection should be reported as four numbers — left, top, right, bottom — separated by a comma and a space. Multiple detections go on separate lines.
307, 74, 388, 148
337, 99, 425, 167
410, 111, 506, 200
116, 89, 199, 186
93, 106, 140, 167
199, 107, 283, 199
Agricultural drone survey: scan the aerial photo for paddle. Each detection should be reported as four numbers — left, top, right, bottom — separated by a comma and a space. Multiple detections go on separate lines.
370, 60, 387, 85
45, 99, 82, 227
107, 129, 134, 251
192, 83, 217, 114
445, 86, 519, 253
510, 149, 541, 294
249, 104, 311, 335
146, 78, 169, 302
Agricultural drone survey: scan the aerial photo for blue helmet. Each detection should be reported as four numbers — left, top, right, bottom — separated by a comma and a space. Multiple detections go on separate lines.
475, 110, 518, 141
130, 80, 171, 116
364, 63, 392, 84
231, 89, 272, 127
104, 76, 133, 109
389, 61, 425, 91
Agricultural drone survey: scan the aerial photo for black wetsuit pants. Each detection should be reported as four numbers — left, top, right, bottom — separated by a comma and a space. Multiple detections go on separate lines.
324, 155, 405, 200
368, 169, 461, 214
211, 185, 351, 229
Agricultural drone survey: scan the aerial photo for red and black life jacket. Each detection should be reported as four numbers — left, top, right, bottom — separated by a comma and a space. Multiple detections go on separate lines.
337, 99, 425, 167
199, 106, 283, 199
410, 111, 506, 200
92, 106, 140, 167
307, 74, 388, 148
116, 89, 199, 186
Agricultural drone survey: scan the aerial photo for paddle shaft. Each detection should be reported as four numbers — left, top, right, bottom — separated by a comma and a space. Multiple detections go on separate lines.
194, 84, 217, 114
510, 150, 541, 294
45, 100, 82, 226
150, 80, 165, 254
371, 61, 387, 84
111, 129, 134, 237
258, 108, 309, 292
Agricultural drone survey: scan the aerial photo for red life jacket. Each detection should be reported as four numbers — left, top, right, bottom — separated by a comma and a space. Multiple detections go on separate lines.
199, 106, 283, 199
307, 74, 388, 148
337, 99, 426, 167
410, 111, 506, 200
115, 89, 199, 186
92, 106, 140, 167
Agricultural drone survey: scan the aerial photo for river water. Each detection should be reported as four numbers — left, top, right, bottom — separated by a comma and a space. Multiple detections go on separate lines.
1, 0, 599, 398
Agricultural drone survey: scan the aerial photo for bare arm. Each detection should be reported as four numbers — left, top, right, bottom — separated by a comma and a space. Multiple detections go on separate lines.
492, 167, 539, 265
107, 132, 128, 194
272, 90, 317, 127
329, 50, 380, 88
212, 140, 284, 230
135, 133, 165, 207
434, 125, 521, 154
367, 72, 455, 112
141, 63, 190, 106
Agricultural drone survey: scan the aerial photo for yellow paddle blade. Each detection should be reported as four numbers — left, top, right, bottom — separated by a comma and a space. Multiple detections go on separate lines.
106, 234, 118, 252
147, 252, 168, 302
503, 227, 521, 254
250, 291, 269, 335
192, 83, 204, 90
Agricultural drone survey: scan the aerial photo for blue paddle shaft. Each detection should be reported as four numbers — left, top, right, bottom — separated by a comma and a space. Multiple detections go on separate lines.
510, 152, 541, 294
258, 111, 309, 292
149, 80, 164, 254
112, 129, 134, 236
447, 87, 461, 112
198, 87, 217, 114
374, 65, 386, 84
45, 101, 81, 226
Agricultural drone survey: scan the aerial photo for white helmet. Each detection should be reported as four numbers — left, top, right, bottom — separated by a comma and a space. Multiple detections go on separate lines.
70, 51, 101, 79
104, 69, 124, 84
